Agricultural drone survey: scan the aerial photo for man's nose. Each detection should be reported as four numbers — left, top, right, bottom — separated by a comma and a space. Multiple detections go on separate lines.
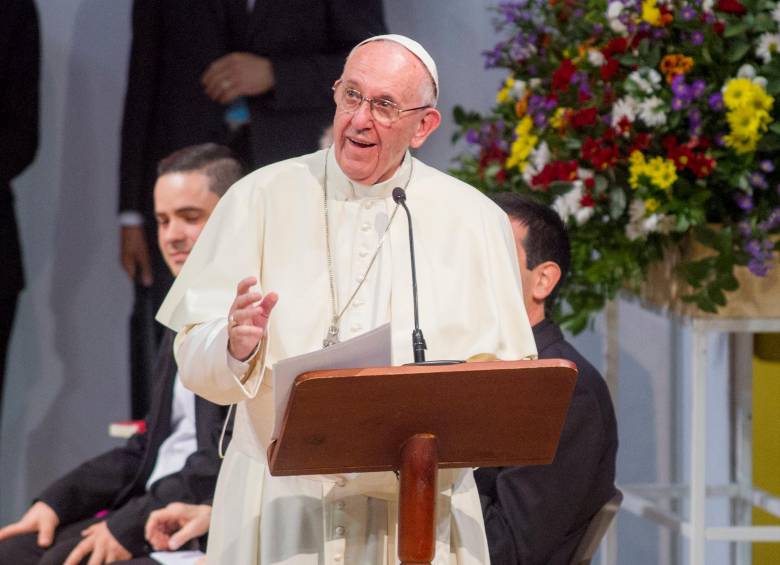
164, 219, 186, 243
350, 99, 374, 128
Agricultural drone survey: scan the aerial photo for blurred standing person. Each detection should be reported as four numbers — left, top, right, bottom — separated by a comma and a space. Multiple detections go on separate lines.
201, 0, 387, 168
0, 0, 40, 424
119, 0, 230, 418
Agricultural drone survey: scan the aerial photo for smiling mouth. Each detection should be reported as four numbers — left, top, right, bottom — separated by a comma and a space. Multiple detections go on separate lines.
347, 136, 376, 149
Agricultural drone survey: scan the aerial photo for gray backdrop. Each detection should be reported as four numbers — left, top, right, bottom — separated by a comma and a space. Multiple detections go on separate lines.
1, 3, 733, 564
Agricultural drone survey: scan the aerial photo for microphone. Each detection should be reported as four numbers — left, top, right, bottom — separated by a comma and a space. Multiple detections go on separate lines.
393, 187, 427, 363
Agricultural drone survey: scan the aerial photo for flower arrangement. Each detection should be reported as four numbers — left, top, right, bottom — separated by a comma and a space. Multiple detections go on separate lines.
452, 0, 780, 332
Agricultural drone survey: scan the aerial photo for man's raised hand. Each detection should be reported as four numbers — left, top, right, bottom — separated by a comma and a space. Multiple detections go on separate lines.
227, 277, 278, 361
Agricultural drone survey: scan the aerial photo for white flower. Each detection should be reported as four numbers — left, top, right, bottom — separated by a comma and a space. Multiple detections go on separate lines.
627, 68, 662, 96
756, 33, 780, 64
529, 78, 542, 89
553, 181, 595, 226
588, 49, 606, 67
612, 96, 639, 127
772, 3, 780, 24
522, 141, 551, 185
511, 79, 528, 100
736, 64, 768, 88
607, 2, 627, 33
625, 199, 675, 240
702, 0, 714, 11
638, 96, 667, 127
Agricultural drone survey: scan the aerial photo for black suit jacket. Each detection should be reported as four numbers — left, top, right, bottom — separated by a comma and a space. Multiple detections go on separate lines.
0, 0, 39, 297
475, 319, 618, 565
119, 0, 229, 226
38, 331, 230, 556
221, 0, 387, 167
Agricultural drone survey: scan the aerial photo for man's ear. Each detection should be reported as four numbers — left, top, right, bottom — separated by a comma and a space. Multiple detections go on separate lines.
409, 108, 441, 149
532, 261, 562, 302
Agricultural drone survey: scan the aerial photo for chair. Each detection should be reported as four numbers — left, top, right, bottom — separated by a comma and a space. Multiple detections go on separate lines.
570, 489, 623, 565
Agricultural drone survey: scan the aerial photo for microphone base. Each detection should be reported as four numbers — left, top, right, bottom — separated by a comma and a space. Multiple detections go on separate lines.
404, 359, 464, 366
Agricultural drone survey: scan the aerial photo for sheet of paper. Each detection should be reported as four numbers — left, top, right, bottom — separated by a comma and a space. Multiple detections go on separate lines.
272, 323, 392, 439
150, 550, 205, 565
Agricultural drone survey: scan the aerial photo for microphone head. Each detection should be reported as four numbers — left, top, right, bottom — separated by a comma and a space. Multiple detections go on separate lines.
392, 187, 406, 204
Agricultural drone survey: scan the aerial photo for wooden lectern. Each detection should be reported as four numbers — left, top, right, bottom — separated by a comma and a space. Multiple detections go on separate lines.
267, 359, 577, 565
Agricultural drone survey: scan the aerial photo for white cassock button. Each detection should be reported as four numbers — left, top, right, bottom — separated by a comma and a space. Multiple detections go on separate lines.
351, 323, 362, 332
353, 299, 364, 308
361, 222, 371, 232
358, 249, 369, 258
336, 501, 346, 510
336, 478, 347, 487
335, 526, 346, 536
334, 553, 343, 561
363, 200, 374, 209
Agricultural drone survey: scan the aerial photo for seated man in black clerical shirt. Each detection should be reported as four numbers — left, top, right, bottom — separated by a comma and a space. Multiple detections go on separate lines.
475, 193, 618, 565
0, 144, 241, 565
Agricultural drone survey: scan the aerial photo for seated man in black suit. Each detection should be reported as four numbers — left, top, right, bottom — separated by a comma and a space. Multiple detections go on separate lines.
0, 143, 242, 565
475, 193, 618, 565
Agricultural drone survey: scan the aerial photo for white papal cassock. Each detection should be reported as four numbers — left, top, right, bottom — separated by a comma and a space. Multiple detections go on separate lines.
156, 148, 537, 564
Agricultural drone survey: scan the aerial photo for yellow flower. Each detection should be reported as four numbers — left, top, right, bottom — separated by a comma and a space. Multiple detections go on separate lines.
628, 151, 648, 188
647, 157, 677, 190
724, 130, 760, 153
496, 76, 515, 103
722, 79, 774, 154
550, 107, 568, 129
723, 78, 756, 110
641, 0, 662, 26
505, 116, 538, 171
645, 198, 660, 213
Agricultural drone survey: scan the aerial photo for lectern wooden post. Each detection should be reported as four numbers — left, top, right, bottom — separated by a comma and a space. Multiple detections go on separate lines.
267, 359, 577, 565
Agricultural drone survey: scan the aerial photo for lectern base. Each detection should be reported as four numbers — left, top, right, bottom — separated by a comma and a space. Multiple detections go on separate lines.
398, 434, 439, 565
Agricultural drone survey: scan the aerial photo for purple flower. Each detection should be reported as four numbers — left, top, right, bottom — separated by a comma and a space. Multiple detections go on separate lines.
708, 92, 724, 111
593, 23, 604, 34
735, 192, 753, 211
465, 129, 480, 144
652, 28, 667, 40
671, 75, 689, 98
691, 31, 705, 45
680, 5, 697, 20
688, 107, 702, 136
745, 239, 762, 256
691, 80, 706, 98
749, 172, 768, 189
760, 160, 775, 173
738, 221, 752, 238
759, 208, 780, 231
748, 258, 770, 276
671, 97, 686, 111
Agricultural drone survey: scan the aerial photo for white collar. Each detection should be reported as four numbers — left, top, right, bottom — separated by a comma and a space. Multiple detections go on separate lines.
326, 148, 413, 201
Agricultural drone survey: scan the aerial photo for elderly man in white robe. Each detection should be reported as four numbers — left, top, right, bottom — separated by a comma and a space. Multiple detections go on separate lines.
156, 34, 537, 564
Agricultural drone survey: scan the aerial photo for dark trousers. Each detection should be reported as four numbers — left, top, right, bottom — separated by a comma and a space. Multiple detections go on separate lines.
0, 289, 18, 426
0, 515, 103, 565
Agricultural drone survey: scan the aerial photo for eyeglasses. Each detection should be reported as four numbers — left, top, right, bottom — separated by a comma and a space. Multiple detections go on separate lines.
332, 80, 430, 126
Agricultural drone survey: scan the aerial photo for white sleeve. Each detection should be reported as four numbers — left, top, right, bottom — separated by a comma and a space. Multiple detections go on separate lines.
174, 319, 268, 405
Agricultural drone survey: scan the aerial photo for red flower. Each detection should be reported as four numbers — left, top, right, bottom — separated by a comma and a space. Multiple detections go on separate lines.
629, 132, 652, 153
582, 136, 618, 169
712, 20, 726, 34
602, 37, 628, 57
531, 160, 579, 189
478, 144, 508, 183
716, 0, 746, 14
571, 107, 598, 128
552, 59, 577, 92
600, 58, 621, 81
579, 191, 596, 208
